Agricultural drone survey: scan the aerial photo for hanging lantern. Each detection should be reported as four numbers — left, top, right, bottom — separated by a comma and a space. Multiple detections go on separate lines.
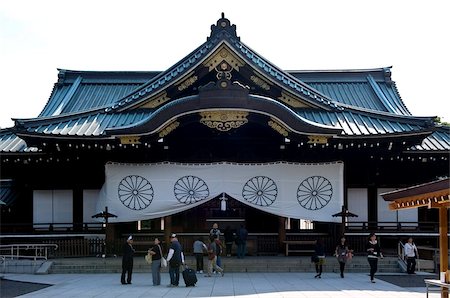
220, 193, 227, 211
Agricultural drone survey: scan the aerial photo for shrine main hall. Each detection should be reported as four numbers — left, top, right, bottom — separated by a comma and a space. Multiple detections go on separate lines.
1, 15, 449, 255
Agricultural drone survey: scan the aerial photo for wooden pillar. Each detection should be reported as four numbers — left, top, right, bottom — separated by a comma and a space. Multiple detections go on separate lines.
439, 207, 449, 298
164, 216, 172, 250
72, 188, 83, 232
278, 217, 286, 255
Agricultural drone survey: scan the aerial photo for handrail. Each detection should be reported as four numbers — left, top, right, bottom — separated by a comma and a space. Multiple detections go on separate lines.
0, 244, 58, 261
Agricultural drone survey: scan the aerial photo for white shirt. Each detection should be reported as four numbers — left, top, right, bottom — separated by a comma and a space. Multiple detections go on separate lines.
404, 242, 418, 258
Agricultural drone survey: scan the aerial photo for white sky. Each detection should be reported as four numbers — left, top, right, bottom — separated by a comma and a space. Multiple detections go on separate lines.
1, 0, 449, 129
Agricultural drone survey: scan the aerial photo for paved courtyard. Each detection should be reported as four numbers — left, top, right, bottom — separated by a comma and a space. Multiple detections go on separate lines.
1, 272, 441, 298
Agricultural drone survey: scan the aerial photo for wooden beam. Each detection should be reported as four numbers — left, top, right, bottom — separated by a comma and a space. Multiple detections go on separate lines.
429, 201, 450, 209
439, 207, 449, 297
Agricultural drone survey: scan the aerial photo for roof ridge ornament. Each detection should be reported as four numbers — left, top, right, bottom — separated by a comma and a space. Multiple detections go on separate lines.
209, 12, 239, 41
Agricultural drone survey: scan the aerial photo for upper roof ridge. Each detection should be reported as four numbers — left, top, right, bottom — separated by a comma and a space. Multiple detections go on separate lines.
208, 13, 239, 41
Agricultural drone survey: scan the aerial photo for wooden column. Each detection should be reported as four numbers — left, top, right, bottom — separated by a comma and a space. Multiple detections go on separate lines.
278, 217, 286, 255
439, 207, 449, 298
164, 216, 172, 250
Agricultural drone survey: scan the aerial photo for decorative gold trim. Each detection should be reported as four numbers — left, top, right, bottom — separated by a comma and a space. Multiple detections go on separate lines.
203, 44, 245, 72
177, 75, 198, 91
159, 121, 180, 138
137, 92, 170, 109
268, 120, 288, 137
250, 75, 270, 91
119, 136, 141, 144
307, 135, 329, 144
199, 110, 248, 132
278, 91, 311, 108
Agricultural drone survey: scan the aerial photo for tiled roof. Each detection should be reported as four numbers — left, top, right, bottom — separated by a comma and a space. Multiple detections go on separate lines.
39, 70, 157, 117
408, 128, 450, 151
297, 110, 426, 136
0, 131, 37, 152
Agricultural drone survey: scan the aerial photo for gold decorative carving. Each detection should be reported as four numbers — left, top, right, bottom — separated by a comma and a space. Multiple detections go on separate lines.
268, 120, 288, 137
203, 44, 245, 72
137, 92, 170, 109
307, 135, 329, 144
278, 91, 311, 108
177, 75, 198, 91
199, 111, 248, 132
159, 121, 180, 138
119, 136, 141, 144
250, 75, 270, 91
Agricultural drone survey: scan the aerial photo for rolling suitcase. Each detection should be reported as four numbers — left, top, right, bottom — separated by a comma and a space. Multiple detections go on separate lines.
182, 265, 197, 287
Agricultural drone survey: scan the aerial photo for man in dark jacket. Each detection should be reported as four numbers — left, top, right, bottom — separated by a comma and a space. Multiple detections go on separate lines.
236, 225, 248, 259
121, 235, 135, 284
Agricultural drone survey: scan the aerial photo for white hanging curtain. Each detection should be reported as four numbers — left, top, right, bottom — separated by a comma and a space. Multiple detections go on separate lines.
97, 161, 344, 223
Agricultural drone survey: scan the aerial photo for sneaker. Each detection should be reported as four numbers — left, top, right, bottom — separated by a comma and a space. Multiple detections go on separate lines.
221, 271, 225, 277
199, 270, 203, 274
371, 280, 375, 283
196, 271, 200, 274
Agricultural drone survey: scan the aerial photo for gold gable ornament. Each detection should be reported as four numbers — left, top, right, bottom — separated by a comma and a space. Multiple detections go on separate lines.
159, 121, 180, 138
119, 136, 141, 145
307, 135, 329, 144
268, 119, 289, 137
200, 111, 248, 132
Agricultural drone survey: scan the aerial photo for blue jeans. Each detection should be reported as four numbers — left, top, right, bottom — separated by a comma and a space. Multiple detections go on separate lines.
237, 242, 246, 258
216, 255, 222, 268
169, 265, 180, 286
151, 259, 161, 285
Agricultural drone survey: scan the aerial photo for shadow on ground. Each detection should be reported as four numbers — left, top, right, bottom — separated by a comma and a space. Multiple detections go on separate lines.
0, 278, 52, 298
376, 274, 439, 287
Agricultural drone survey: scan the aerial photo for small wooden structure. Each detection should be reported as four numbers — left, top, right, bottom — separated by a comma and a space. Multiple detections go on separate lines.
381, 178, 449, 298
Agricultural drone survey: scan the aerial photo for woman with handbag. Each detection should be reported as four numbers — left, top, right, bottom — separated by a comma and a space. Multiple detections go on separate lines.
148, 237, 163, 286
335, 236, 352, 278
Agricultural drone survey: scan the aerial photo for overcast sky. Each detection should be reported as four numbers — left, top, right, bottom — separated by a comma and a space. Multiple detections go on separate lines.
1, 0, 449, 129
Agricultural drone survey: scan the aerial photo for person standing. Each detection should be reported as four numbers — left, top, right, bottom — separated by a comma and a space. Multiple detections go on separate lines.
224, 226, 234, 257
210, 223, 222, 269
148, 237, 163, 286
209, 222, 221, 239
213, 234, 224, 269
236, 224, 248, 259
121, 235, 135, 285
335, 236, 351, 278
205, 236, 224, 277
193, 237, 207, 273
366, 232, 383, 283
404, 237, 419, 274
314, 239, 325, 278
166, 233, 185, 287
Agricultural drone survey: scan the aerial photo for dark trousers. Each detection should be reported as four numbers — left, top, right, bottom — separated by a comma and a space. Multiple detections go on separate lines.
237, 242, 246, 258
121, 260, 133, 284
225, 242, 233, 256
339, 261, 346, 275
169, 265, 180, 286
406, 257, 416, 273
315, 263, 322, 275
368, 257, 378, 280
194, 253, 204, 272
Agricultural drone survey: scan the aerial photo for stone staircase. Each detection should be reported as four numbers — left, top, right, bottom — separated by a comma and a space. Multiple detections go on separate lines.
48, 256, 401, 274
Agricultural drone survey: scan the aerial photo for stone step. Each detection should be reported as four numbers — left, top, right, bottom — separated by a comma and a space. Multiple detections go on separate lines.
49, 256, 401, 274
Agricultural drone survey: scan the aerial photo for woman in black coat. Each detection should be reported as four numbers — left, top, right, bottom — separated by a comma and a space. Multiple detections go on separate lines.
366, 233, 383, 283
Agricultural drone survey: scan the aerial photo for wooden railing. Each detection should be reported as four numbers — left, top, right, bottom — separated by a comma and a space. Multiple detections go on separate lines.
0, 244, 58, 260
